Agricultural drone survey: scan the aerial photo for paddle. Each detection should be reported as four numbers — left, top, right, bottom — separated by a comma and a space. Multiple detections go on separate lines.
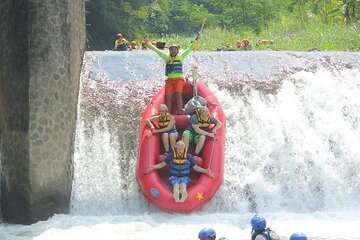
194, 18, 206, 51
182, 66, 206, 115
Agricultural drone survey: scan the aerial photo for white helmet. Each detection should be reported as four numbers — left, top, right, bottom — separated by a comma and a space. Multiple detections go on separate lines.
158, 104, 168, 112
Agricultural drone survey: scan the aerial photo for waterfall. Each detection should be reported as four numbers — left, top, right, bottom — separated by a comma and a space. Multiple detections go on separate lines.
70, 51, 360, 216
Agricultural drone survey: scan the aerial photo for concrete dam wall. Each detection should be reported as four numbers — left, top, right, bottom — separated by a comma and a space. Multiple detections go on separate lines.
0, 0, 85, 224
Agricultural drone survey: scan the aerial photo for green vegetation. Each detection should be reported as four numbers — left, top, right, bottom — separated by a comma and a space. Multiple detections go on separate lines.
86, 0, 360, 51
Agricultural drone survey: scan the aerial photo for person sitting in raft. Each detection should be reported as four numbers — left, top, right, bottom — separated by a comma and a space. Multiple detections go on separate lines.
251, 215, 280, 240
182, 106, 222, 157
146, 104, 178, 155
113, 33, 128, 51
146, 140, 213, 203
144, 33, 201, 114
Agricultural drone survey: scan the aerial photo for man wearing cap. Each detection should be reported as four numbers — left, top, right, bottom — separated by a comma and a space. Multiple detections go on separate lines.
182, 106, 222, 156
144, 33, 201, 114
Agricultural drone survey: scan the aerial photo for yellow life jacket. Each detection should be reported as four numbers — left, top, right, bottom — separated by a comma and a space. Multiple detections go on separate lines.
172, 146, 188, 164
158, 113, 171, 128
195, 109, 211, 129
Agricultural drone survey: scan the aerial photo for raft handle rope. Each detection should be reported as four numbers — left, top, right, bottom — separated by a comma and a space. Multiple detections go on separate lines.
208, 137, 217, 175
147, 133, 152, 169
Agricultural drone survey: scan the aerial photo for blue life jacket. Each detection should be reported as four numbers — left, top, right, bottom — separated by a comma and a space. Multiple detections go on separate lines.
116, 44, 128, 51
165, 55, 183, 76
169, 147, 190, 176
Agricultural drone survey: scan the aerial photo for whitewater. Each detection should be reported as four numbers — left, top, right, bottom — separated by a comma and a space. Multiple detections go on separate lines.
0, 51, 360, 240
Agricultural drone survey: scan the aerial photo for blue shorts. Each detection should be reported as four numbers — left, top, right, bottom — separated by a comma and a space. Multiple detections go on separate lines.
169, 176, 191, 186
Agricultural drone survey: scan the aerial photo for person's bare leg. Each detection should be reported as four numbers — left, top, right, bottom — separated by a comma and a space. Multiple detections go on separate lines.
173, 183, 181, 202
175, 92, 183, 113
169, 132, 177, 150
179, 183, 188, 203
162, 133, 169, 152
182, 132, 190, 149
195, 135, 206, 155
166, 94, 172, 113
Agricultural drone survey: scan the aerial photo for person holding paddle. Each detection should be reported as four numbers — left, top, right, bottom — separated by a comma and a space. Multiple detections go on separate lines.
144, 32, 201, 114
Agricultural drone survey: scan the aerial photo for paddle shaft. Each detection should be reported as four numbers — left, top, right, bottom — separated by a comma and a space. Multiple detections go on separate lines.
199, 18, 206, 36
147, 134, 152, 166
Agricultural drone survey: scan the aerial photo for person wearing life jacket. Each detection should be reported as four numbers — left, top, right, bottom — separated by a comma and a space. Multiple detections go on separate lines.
182, 106, 222, 157
237, 39, 252, 50
251, 215, 280, 240
141, 40, 148, 50
146, 140, 213, 203
129, 40, 137, 51
146, 104, 178, 154
198, 228, 229, 240
235, 40, 242, 49
256, 39, 275, 47
144, 33, 201, 114
113, 33, 128, 51
289, 232, 307, 240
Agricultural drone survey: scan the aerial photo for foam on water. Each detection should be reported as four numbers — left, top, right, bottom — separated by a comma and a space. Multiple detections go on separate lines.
1, 51, 360, 239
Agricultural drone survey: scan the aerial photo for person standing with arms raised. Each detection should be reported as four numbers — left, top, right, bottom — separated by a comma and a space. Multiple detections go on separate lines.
144, 33, 201, 114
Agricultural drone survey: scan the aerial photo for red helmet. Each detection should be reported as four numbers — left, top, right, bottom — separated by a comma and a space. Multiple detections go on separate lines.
117, 33, 122, 38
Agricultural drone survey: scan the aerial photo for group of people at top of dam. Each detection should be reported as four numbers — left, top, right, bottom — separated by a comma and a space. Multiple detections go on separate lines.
113, 32, 274, 52
143, 32, 222, 203
198, 214, 308, 240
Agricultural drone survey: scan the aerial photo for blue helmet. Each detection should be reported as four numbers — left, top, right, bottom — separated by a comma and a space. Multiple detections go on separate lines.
251, 215, 266, 231
198, 228, 216, 239
290, 232, 307, 240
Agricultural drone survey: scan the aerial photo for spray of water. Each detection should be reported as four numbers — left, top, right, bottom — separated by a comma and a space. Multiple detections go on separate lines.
71, 51, 360, 217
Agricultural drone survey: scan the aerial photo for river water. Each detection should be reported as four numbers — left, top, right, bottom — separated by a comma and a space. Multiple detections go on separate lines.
1, 51, 360, 240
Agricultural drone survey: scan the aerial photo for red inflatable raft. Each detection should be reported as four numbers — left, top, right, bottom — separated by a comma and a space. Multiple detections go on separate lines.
136, 79, 226, 212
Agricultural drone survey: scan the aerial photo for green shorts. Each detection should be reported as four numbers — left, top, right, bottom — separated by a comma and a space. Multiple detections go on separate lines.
182, 130, 200, 144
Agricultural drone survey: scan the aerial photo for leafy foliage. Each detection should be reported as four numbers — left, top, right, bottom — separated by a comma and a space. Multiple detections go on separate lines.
85, 0, 360, 50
